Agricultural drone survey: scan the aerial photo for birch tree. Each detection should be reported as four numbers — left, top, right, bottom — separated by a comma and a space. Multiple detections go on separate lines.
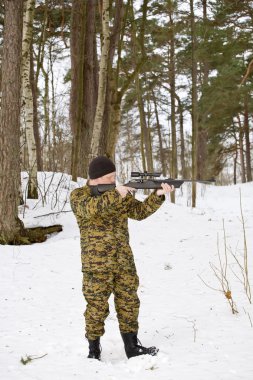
21, 0, 38, 198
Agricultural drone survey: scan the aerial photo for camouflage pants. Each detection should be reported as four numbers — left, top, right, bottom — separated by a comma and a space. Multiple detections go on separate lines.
82, 269, 140, 340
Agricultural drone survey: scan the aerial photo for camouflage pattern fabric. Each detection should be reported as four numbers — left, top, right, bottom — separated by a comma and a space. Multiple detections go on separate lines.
70, 183, 165, 340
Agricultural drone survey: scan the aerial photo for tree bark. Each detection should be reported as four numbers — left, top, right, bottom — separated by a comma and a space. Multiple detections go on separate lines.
49, 41, 57, 171
130, 0, 153, 172
233, 148, 238, 185
100, 0, 125, 157
175, 93, 186, 178
33, 0, 48, 171
244, 93, 252, 182
0, 0, 25, 244
79, 0, 98, 177
168, 5, 177, 203
190, 0, 198, 207
238, 115, 246, 183
41, 62, 51, 170
152, 89, 166, 176
30, 43, 42, 172
106, 1, 148, 161
232, 123, 238, 185
22, 0, 38, 198
70, 0, 85, 181
197, 0, 208, 180
70, 0, 98, 179
90, 0, 110, 158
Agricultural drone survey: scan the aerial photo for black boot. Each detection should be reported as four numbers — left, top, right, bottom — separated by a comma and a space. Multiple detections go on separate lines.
87, 337, 101, 360
121, 332, 159, 359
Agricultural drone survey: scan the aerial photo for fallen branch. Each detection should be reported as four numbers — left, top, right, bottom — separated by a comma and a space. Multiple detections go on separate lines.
20, 353, 48, 365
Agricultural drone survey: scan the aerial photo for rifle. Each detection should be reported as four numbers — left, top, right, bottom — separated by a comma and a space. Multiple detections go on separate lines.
89, 171, 215, 196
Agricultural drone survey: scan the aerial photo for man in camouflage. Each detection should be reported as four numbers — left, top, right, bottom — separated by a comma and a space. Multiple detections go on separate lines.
70, 156, 174, 360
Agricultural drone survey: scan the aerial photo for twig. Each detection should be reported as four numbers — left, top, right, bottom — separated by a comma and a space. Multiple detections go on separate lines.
239, 188, 251, 303
207, 229, 238, 314
197, 274, 222, 293
34, 209, 72, 218
248, 313, 253, 328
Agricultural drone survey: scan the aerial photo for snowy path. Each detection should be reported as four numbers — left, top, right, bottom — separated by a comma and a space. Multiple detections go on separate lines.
1, 178, 253, 380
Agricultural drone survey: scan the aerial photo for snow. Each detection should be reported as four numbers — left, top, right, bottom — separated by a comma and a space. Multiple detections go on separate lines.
1, 172, 253, 380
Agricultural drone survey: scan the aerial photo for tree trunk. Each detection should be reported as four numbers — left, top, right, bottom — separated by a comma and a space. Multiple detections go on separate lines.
233, 147, 237, 185
168, 6, 177, 203
146, 91, 154, 168
106, 1, 145, 160
34, 0, 48, 171
175, 93, 186, 178
152, 89, 166, 176
70, 0, 85, 181
79, 0, 98, 177
139, 0, 153, 172
106, 60, 145, 162
0, 0, 25, 244
22, 0, 38, 199
100, 0, 125, 157
107, 95, 122, 159
35, 0, 48, 87
49, 41, 57, 171
238, 115, 246, 183
30, 43, 42, 172
137, 82, 150, 171
70, 0, 98, 179
125, 112, 135, 168
190, 0, 198, 207
41, 62, 51, 170
244, 93, 252, 182
197, 0, 208, 181
130, 0, 152, 172
90, 0, 110, 158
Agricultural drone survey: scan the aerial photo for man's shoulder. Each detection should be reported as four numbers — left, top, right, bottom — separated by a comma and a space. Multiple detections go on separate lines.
70, 184, 90, 201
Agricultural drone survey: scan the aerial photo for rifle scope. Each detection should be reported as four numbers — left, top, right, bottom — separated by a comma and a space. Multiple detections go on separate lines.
131, 171, 162, 178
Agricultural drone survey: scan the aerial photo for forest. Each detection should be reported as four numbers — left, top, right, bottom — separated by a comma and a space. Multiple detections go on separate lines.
0, 0, 253, 244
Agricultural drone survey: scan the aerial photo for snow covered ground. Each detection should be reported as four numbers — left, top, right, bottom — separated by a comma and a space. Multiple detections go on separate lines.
1, 172, 253, 380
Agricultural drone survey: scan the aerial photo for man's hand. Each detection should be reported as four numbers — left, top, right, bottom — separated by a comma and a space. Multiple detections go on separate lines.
115, 185, 137, 198
156, 183, 175, 196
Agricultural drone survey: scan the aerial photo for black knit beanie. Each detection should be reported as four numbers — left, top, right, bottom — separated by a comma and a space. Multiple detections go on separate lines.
88, 156, 116, 179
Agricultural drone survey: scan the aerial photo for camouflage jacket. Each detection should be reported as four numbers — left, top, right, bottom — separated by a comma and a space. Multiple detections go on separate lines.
70, 183, 165, 273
